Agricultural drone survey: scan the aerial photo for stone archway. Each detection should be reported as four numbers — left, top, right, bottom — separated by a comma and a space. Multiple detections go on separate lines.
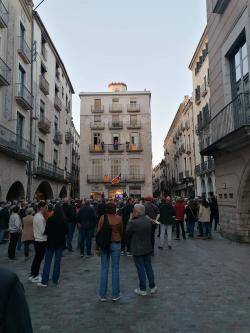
6, 181, 25, 202
59, 186, 67, 199
35, 181, 53, 200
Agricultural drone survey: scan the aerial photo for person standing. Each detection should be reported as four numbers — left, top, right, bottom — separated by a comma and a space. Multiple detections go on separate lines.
144, 196, 160, 255
62, 198, 76, 252
0, 202, 10, 244
97, 202, 123, 302
199, 198, 212, 239
121, 198, 133, 255
22, 208, 35, 260
158, 197, 175, 250
8, 206, 22, 260
185, 199, 199, 238
174, 198, 186, 240
209, 196, 219, 231
38, 205, 68, 287
77, 200, 97, 257
126, 204, 157, 296
30, 201, 47, 283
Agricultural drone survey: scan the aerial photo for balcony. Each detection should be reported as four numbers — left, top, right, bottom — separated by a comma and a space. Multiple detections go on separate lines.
17, 37, 31, 64
195, 159, 215, 176
195, 90, 201, 105
127, 103, 140, 112
39, 75, 49, 96
34, 161, 65, 182
89, 144, 105, 153
109, 121, 123, 129
126, 143, 143, 152
41, 46, 47, 61
53, 131, 63, 145
0, 123, 35, 161
54, 95, 62, 112
91, 105, 104, 113
212, 0, 230, 14
87, 175, 108, 183
0, 0, 8, 28
199, 93, 250, 155
16, 83, 33, 110
127, 121, 141, 129
90, 122, 105, 130
38, 116, 51, 134
0, 57, 10, 86
201, 82, 208, 97
125, 174, 145, 183
65, 131, 74, 144
109, 104, 122, 113
108, 143, 125, 153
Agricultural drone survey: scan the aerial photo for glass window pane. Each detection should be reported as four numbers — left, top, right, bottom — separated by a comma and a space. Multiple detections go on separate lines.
242, 43, 248, 59
243, 58, 249, 77
235, 51, 240, 67
235, 65, 241, 82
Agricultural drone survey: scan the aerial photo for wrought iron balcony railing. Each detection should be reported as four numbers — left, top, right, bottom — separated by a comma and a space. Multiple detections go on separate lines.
54, 95, 62, 111
16, 83, 33, 110
109, 104, 122, 113
89, 144, 105, 153
0, 57, 11, 86
87, 174, 145, 184
0, 123, 35, 161
35, 161, 65, 182
17, 36, 31, 64
126, 143, 143, 152
39, 75, 49, 96
0, 0, 8, 28
108, 143, 125, 152
90, 122, 105, 130
199, 93, 250, 154
127, 104, 140, 112
53, 131, 63, 145
127, 121, 141, 129
108, 121, 123, 129
195, 159, 215, 176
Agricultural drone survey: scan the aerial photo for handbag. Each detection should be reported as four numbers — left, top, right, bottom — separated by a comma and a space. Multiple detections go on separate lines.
96, 215, 112, 251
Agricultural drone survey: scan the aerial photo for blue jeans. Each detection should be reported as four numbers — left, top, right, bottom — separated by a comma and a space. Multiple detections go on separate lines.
80, 228, 92, 255
199, 222, 212, 237
133, 254, 155, 291
42, 247, 63, 284
188, 221, 196, 236
67, 224, 75, 250
99, 242, 121, 299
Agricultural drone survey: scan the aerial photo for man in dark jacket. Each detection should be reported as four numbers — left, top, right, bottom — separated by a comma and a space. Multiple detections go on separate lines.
158, 196, 175, 250
0, 268, 33, 333
209, 196, 219, 231
77, 200, 97, 257
144, 197, 160, 255
121, 198, 134, 255
0, 203, 10, 243
126, 204, 157, 296
62, 198, 76, 252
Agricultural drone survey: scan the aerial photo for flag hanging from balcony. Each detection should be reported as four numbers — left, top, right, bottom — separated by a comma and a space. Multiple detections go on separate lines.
111, 174, 121, 185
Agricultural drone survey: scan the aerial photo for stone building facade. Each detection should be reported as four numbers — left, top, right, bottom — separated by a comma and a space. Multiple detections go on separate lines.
199, 0, 250, 241
163, 96, 196, 198
0, 1, 78, 201
189, 27, 216, 198
80, 83, 152, 200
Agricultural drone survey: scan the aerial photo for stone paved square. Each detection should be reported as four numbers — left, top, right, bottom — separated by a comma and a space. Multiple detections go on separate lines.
1, 235, 250, 333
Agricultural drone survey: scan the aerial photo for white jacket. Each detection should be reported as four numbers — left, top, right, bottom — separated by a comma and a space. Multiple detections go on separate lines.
9, 213, 22, 233
199, 205, 211, 223
33, 212, 47, 242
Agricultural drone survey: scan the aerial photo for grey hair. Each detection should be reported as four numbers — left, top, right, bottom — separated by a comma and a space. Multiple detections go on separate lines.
134, 204, 145, 216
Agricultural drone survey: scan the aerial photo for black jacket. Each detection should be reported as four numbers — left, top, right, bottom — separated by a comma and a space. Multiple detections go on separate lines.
126, 216, 152, 256
159, 203, 175, 225
0, 208, 9, 230
77, 206, 97, 229
144, 202, 159, 220
44, 216, 68, 249
0, 269, 33, 333
62, 203, 76, 224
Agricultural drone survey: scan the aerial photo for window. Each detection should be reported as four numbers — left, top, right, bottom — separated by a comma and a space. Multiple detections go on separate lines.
55, 84, 59, 96
111, 159, 121, 177
112, 98, 119, 103
92, 160, 102, 176
20, 22, 25, 40
18, 64, 25, 85
189, 157, 192, 176
93, 133, 101, 145
131, 132, 139, 145
55, 63, 60, 80
41, 63, 47, 76
38, 139, 45, 165
130, 99, 137, 105
94, 99, 101, 110
40, 100, 45, 120
129, 159, 140, 176
112, 115, 119, 124
53, 149, 58, 166
130, 115, 137, 125
16, 112, 24, 146
54, 115, 58, 132
112, 133, 120, 144
62, 87, 64, 99
94, 115, 101, 123
65, 157, 68, 171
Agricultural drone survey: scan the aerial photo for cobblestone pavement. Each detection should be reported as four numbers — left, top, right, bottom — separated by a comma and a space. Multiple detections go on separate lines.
1, 233, 250, 333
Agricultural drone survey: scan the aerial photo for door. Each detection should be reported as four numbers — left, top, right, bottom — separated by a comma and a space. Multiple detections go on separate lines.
18, 65, 25, 95
16, 112, 24, 148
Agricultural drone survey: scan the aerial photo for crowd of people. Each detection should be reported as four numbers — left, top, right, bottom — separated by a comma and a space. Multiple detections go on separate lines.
0, 194, 219, 301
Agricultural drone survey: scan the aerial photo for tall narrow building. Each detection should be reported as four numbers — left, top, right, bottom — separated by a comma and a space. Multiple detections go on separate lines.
80, 83, 152, 199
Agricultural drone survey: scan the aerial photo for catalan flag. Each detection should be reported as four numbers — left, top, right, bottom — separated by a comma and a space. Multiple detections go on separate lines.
111, 173, 121, 185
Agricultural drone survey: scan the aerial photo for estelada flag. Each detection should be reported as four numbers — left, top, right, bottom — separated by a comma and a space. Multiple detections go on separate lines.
111, 174, 121, 185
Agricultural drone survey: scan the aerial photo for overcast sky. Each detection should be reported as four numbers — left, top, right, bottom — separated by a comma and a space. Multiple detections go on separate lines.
37, 0, 207, 166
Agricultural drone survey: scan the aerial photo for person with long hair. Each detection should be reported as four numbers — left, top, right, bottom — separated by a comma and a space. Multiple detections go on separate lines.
37, 205, 68, 287
185, 199, 199, 238
198, 198, 212, 240
97, 202, 123, 302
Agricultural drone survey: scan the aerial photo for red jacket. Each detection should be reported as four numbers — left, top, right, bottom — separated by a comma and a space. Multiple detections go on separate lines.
174, 202, 185, 221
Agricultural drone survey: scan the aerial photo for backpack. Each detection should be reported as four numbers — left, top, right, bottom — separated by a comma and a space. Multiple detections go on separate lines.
96, 215, 112, 251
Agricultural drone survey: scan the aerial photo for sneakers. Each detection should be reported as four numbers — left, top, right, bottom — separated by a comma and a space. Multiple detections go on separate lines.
112, 295, 121, 302
150, 286, 158, 294
37, 282, 48, 288
134, 289, 147, 296
28, 275, 34, 282
31, 276, 41, 283
120, 251, 125, 256
99, 298, 107, 302
126, 252, 132, 257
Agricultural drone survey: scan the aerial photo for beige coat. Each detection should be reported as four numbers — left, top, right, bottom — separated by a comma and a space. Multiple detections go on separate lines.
199, 205, 211, 223
22, 215, 34, 241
